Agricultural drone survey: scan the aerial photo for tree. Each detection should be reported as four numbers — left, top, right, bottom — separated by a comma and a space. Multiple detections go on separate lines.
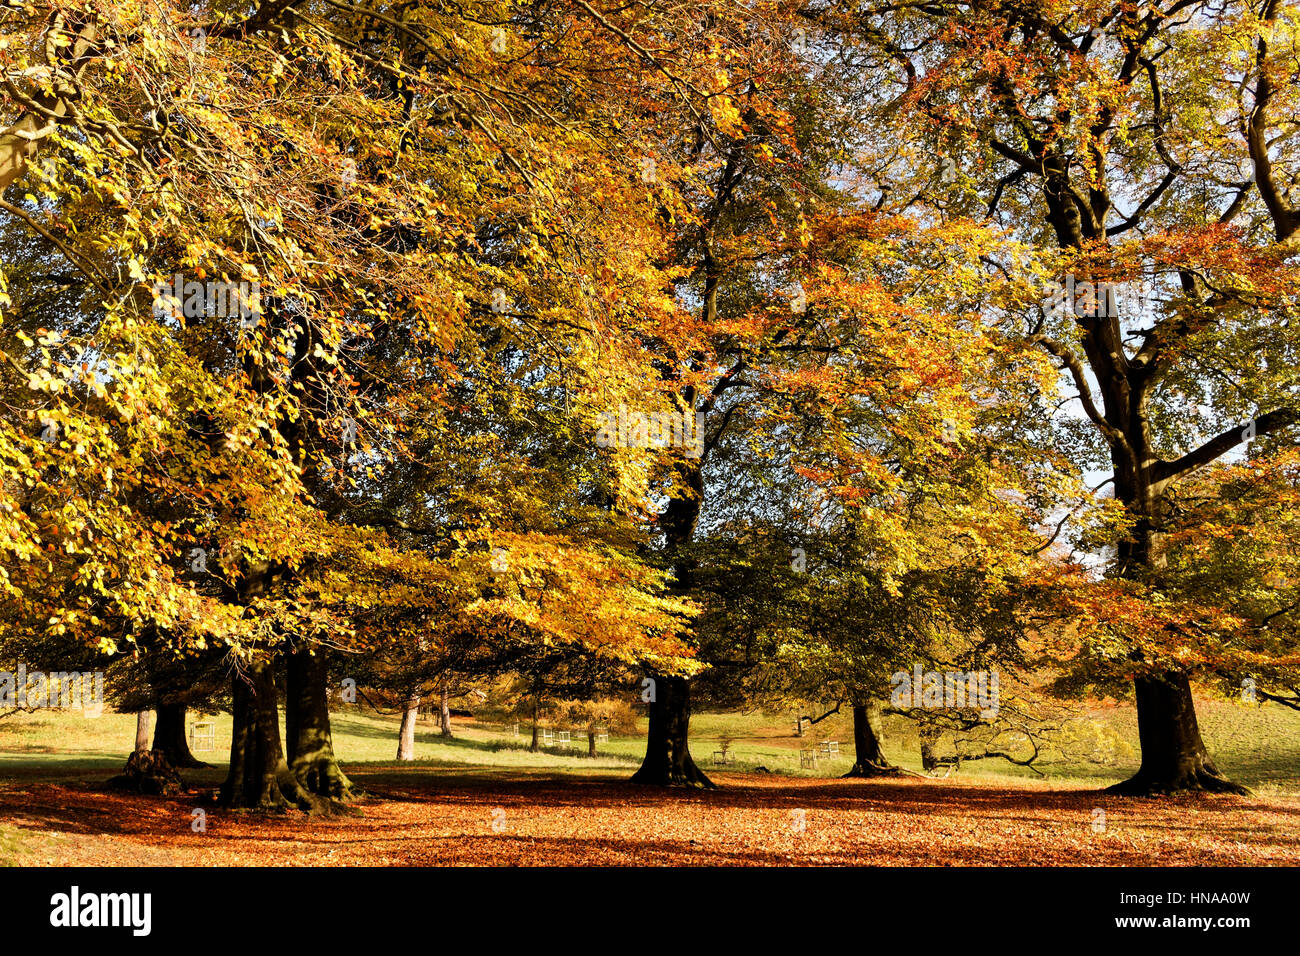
0, 0, 714, 807
133, 711, 151, 754
396, 691, 421, 762
834, 0, 1300, 793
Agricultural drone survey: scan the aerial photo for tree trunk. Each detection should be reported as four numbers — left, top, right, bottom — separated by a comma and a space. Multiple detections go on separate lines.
843, 700, 899, 777
219, 308, 346, 808
631, 675, 713, 788
632, 441, 713, 788
133, 710, 152, 753
220, 658, 312, 810
1108, 670, 1248, 795
919, 725, 940, 772
438, 679, 452, 737
396, 691, 420, 761
588, 728, 597, 758
152, 702, 207, 768
1108, 491, 1249, 795
285, 645, 353, 801
529, 698, 540, 752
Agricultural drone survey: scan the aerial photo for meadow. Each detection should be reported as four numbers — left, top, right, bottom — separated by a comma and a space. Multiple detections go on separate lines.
1, 697, 1297, 866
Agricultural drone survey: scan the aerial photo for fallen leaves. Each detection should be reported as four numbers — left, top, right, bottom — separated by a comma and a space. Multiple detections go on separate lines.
1, 769, 1296, 866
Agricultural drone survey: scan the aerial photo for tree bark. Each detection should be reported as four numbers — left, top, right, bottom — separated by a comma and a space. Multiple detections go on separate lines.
396, 691, 420, 761
529, 698, 540, 752
220, 658, 313, 810
631, 675, 713, 788
1108, 670, 1246, 794
152, 702, 207, 768
284, 645, 353, 800
438, 679, 452, 737
133, 710, 152, 753
0, 26, 91, 193
218, 304, 342, 810
843, 700, 900, 777
588, 728, 597, 758
920, 728, 939, 772
1034, 183, 1245, 794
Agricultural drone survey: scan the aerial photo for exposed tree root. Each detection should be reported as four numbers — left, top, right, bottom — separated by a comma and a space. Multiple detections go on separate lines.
630, 760, 717, 789
842, 760, 922, 779
1107, 764, 1252, 797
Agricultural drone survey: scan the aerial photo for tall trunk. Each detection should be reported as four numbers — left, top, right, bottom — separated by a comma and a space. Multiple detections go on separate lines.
438, 679, 452, 737
919, 726, 940, 772
284, 645, 352, 800
133, 710, 152, 753
632, 446, 712, 787
219, 305, 336, 811
630, 675, 713, 788
1107, 469, 1248, 794
153, 702, 206, 768
588, 727, 597, 758
1109, 670, 1245, 794
220, 657, 312, 810
529, 698, 539, 752
396, 691, 420, 761
843, 700, 898, 777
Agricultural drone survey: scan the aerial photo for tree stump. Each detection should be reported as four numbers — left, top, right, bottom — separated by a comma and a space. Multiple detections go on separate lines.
108, 749, 186, 796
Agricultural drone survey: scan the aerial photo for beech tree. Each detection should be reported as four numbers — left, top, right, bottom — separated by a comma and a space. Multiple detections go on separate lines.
5, 0, 1297, 813
0, 0, 715, 805
833, 0, 1300, 792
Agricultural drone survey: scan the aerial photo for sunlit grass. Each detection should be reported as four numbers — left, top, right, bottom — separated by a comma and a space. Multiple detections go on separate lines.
1, 694, 1297, 793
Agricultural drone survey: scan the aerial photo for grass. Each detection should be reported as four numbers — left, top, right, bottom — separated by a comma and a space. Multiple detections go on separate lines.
1, 697, 1297, 866
1, 693, 1297, 793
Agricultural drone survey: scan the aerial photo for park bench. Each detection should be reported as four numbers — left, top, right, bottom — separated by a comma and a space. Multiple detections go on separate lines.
539, 728, 553, 746
712, 743, 737, 766
819, 740, 839, 757
557, 730, 571, 748
799, 748, 818, 769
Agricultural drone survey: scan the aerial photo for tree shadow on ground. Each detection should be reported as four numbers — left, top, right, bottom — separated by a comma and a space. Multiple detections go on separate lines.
1, 771, 1295, 866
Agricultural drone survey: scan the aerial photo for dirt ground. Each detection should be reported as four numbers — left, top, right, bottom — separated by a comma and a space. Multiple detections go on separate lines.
2, 767, 1297, 866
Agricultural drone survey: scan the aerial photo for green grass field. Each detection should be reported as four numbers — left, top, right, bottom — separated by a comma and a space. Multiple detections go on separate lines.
2, 695, 1297, 794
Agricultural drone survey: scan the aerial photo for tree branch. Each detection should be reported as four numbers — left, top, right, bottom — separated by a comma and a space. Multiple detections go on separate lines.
1155, 408, 1297, 483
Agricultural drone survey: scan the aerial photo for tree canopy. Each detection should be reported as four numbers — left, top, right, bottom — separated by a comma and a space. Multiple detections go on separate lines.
2, 0, 1299, 801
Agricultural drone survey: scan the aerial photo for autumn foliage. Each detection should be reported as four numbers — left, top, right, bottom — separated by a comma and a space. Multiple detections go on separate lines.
0, 0, 1298, 804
